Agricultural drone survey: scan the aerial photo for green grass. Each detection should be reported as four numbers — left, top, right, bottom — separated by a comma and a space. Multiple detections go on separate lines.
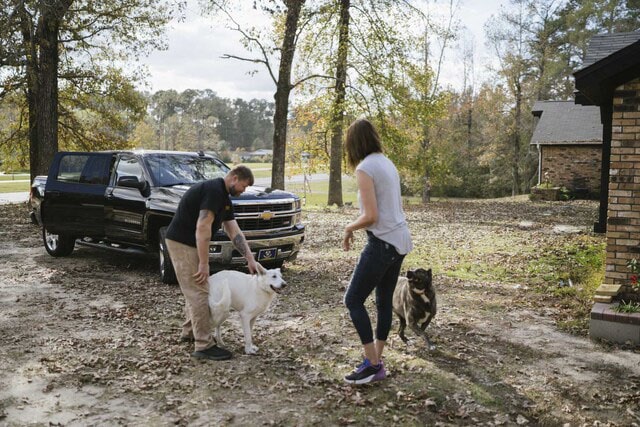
527, 239, 605, 290
0, 173, 29, 182
0, 181, 29, 193
288, 176, 358, 206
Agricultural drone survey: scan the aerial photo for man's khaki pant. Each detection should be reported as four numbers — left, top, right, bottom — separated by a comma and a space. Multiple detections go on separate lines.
165, 238, 215, 351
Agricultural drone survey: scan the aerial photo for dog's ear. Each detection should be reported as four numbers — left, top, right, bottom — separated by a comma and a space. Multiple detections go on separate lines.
406, 270, 415, 279
256, 263, 267, 275
426, 269, 432, 279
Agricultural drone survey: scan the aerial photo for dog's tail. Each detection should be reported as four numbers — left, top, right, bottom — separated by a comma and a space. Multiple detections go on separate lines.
209, 278, 231, 326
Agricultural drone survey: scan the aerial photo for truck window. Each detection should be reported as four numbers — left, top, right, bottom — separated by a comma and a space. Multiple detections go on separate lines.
114, 156, 145, 185
56, 154, 109, 185
144, 153, 229, 187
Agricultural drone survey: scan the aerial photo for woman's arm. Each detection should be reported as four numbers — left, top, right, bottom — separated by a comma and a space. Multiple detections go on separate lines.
343, 170, 378, 251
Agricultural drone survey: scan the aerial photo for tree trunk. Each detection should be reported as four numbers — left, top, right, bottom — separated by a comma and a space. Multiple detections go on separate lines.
512, 80, 522, 196
327, 0, 350, 207
421, 135, 430, 203
35, 20, 61, 181
271, 0, 304, 190
20, 1, 72, 182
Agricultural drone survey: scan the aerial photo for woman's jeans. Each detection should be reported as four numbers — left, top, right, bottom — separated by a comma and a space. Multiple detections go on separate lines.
344, 232, 405, 345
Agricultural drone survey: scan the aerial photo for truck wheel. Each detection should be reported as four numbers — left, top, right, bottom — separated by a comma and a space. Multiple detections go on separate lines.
158, 227, 177, 284
42, 227, 75, 256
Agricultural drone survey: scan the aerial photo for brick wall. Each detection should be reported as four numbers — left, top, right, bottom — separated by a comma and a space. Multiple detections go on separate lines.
540, 145, 601, 193
605, 77, 640, 286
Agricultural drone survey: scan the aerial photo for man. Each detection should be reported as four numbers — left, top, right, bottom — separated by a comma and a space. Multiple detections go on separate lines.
165, 165, 262, 361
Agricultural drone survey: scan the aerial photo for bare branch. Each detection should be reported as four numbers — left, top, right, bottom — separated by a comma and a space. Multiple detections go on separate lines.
292, 73, 334, 88
212, 3, 278, 84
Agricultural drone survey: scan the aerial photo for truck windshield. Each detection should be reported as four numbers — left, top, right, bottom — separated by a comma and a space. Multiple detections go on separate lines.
144, 154, 230, 187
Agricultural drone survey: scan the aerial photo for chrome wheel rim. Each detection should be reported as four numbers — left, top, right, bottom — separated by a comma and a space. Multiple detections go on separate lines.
159, 241, 166, 273
45, 229, 59, 251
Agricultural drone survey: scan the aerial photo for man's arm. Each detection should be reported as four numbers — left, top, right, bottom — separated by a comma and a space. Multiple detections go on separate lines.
223, 219, 263, 274
194, 209, 214, 285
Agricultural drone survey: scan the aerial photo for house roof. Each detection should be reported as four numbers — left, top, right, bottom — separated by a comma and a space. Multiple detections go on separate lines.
574, 31, 640, 106
582, 31, 640, 68
530, 101, 602, 145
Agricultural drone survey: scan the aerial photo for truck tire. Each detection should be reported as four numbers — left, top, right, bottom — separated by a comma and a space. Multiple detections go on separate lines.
42, 226, 75, 256
158, 227, 178, 284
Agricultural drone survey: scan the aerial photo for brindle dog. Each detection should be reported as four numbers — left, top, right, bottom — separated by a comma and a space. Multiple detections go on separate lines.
392, 268, 437, 350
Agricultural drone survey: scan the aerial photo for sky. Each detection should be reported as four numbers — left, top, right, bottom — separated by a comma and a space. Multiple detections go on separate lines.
140, 0, 506, 101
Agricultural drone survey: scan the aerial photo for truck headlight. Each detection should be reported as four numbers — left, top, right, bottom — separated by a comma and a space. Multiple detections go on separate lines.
294, 199, 301, 210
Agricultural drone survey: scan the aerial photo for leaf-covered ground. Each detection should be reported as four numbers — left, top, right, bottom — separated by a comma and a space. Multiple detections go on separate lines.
1, 198, 640, 426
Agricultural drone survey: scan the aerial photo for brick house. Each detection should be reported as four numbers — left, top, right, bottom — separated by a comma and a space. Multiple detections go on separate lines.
573, 31, 640, 343
530, 101, 602, 198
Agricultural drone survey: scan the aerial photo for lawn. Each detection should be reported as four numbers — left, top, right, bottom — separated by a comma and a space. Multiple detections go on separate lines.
4, 197, 637, 426
0, 180, 29, 193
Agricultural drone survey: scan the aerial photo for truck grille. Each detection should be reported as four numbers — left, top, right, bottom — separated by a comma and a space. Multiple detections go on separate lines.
233, 202, 293, 214
237, 217, 293, 231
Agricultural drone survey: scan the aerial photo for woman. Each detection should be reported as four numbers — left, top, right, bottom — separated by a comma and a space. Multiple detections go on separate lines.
342, 118, 413, 385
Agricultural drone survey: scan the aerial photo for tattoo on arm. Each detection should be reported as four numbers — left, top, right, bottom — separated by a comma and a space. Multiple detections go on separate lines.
232, 233, 248, 257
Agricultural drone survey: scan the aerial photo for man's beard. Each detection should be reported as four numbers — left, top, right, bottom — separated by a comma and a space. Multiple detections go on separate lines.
229, 184, 242, 196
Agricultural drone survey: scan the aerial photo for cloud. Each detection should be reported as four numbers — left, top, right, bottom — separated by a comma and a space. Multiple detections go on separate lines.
142, 0, 506, 99
144, 9, 275, 100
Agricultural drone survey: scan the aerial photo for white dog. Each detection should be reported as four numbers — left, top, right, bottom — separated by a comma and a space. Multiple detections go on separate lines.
208, 268, 286, 355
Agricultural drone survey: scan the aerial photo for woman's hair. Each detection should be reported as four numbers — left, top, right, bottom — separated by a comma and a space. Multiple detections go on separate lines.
344, 118, 382, 169
229, 165, 255, 185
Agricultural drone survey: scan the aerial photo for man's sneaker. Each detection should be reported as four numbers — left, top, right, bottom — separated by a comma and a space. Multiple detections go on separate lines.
191, 345, 232, 361
344, 359, 385, 384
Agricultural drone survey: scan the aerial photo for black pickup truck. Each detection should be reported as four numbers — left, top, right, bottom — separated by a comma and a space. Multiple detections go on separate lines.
30, 150, 305, 283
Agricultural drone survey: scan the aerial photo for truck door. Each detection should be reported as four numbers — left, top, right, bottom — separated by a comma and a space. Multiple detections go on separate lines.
42, 152, 112, 237
104, 154, 147, 245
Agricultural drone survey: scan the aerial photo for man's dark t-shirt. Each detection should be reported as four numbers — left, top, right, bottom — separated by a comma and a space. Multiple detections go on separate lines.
166, 178, 235, 247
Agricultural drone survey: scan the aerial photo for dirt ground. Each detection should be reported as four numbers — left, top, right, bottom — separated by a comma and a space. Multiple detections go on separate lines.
1, 198, 640, 426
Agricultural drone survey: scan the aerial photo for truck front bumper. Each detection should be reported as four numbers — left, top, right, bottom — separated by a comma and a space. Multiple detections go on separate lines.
208, 226, 305, 266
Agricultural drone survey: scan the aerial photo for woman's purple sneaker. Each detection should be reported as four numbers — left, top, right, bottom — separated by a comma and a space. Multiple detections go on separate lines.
344, 359, 386, 384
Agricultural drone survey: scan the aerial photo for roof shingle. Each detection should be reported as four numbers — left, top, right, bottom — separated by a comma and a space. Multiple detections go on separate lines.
530, 101, 602, 145
582, 31, 640, 68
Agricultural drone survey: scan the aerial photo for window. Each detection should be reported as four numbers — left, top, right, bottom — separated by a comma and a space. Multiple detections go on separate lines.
115, 157, 144, 185
144, 154, 229, 187
57, 155, 109, 185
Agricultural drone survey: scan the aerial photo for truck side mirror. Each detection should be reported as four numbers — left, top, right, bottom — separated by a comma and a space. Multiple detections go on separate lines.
117, 175, 147, 191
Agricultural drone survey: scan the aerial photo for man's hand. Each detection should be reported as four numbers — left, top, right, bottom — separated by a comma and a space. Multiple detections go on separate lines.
247, 258, 265, 275
193, 262, 210, 286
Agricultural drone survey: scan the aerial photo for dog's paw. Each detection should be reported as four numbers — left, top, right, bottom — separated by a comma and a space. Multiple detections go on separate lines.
244, 345, 259, 355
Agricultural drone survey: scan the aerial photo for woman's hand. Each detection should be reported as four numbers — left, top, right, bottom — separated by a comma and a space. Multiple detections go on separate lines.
343, 228, 354, 251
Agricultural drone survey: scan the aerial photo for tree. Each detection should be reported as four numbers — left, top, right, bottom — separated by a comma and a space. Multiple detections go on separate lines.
485, 0, 536, 196
327, 0, 350, 206
292, 1, 456, 202
0, 0, 171, 180
206, 0, 311, 189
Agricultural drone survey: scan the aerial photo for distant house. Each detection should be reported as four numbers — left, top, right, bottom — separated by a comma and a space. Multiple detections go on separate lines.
240, 149, 273, 162
530, 100, 602, 198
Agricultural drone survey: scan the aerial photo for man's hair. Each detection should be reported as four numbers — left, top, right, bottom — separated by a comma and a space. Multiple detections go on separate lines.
344, 118, 383, 169
228, 165, 255, 186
